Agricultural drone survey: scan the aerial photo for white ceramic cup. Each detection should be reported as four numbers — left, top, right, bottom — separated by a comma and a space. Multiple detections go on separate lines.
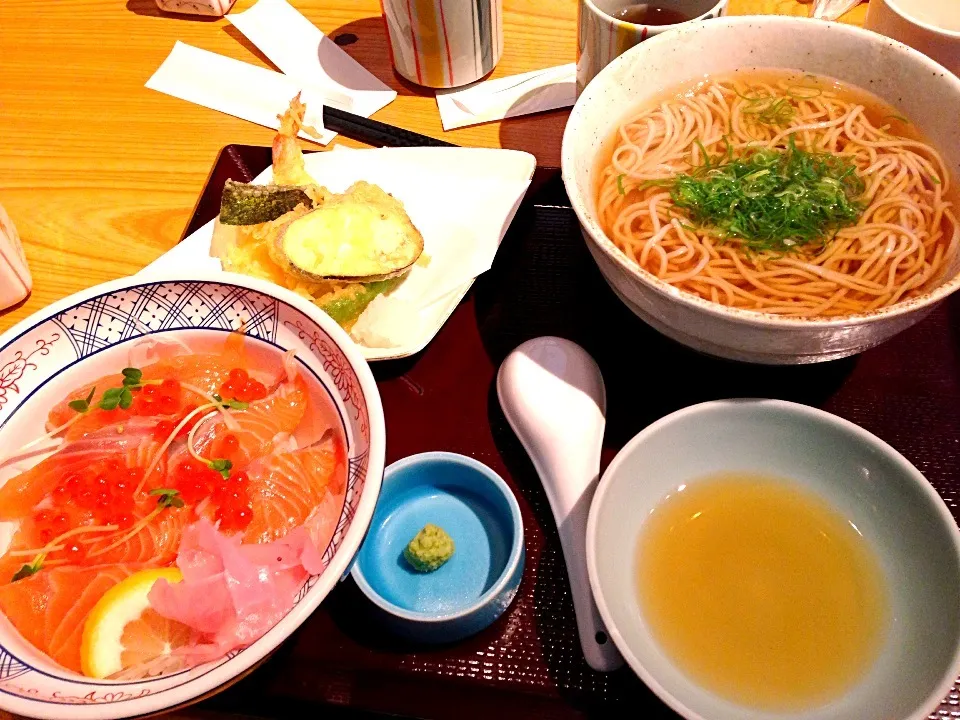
865, 0, 960, 77
577, 0, 728, 95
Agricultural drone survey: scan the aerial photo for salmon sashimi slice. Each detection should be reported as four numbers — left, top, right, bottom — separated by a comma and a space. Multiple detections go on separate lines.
242, 436, 346, 545
0, 564, 141, 673
0, 421, 164, 521
0, 524, 42, 586
190, 376, 309, 469
0, 504, 187, 583
48, 355, 230, 431
73, 500, 189, 568
47, 331, 256, 435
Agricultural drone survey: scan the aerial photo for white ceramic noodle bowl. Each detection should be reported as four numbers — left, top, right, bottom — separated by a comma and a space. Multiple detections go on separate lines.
586, 399, 960, 720
561, 16, 960, 364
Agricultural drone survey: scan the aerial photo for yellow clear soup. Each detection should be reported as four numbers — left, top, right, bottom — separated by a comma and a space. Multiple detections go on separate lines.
636, 474, 889, 710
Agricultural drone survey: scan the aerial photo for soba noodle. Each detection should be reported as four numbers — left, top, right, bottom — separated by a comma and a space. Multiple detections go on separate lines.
596, 72, 960, 318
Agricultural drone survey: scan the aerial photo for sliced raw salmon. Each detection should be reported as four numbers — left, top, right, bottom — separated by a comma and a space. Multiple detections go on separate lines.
0, 421, 164, 521
0, 564, 141, 673
47, 332, 253, 434
243, 435, 346, 544
192, 376, 309, 468
0, 497, 187, 586
48, 356, 227, 431
0, 524, 41, 586
78, 501, 190, 567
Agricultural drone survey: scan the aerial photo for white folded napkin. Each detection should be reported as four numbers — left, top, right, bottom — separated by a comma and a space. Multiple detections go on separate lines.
145, 0, 397, 144
227, 0, 396, 120
436, 63, 576, 130
146, 42, 336, 142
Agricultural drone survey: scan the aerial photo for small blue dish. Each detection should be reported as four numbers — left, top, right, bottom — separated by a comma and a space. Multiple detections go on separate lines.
351, 451, 525, 643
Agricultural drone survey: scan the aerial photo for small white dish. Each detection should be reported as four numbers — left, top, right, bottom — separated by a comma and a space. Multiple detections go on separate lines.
587, 399, 960, 720
142, 146, 537, 361
0, 271, 386, 719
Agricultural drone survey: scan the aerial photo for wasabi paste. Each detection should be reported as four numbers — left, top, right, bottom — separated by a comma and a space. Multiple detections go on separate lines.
403, 523, 455, 572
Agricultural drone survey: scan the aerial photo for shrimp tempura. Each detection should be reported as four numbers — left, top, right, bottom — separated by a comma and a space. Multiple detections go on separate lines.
272, 94, 322, 187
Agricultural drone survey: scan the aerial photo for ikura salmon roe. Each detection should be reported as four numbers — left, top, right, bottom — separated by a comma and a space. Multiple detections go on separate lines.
40, 459, 141, 531
212, 470, 249, 505
220, 369, 268, 404
210, 433, 244, 467
211, 470, 253, 533
135, 377, 182, 417
216, 504, 252, 532
153, 420, 175, 442
111, 513, 134, 529
160, 378, 180, 395
172, 457, 222, 504
64, 542, 86, 560
152, 404, 202, 443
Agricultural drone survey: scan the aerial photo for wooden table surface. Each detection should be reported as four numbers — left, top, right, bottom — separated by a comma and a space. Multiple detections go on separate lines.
0, 0, 867, 336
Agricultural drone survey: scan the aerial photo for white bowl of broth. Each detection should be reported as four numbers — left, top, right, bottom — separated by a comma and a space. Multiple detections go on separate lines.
586, 399, 960, 720
561, 15, 960, 364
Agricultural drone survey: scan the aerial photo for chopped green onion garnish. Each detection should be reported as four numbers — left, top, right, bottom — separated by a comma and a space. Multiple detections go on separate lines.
663, 138, 865, 254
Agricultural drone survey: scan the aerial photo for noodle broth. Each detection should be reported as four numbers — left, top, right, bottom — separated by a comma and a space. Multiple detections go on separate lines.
594, 69, 959, 319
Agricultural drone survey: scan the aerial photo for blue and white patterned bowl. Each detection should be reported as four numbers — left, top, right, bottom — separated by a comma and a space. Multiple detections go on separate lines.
0, 272, 386, 719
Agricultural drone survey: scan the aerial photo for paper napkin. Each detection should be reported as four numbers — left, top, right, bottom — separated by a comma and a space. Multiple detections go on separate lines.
227, 0, 396, 120
146, 0, 397, 144
436, 63, 576, 131
146, 42, 337, 142
140, 146, 536, 360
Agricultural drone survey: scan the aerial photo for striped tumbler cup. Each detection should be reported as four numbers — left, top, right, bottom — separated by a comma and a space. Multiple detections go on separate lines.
380, 0, 504, 89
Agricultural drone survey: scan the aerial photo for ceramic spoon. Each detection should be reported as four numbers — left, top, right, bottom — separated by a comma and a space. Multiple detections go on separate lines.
497, 337, 624, 672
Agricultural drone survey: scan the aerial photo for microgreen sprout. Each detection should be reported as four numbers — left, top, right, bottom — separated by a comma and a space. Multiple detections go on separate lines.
212, 394, 248, 411
67, 386, 97, 414
209, 458, 233, 479
67, 367, 163, 414
12, 554, 44, 582
150, 488, 185, 509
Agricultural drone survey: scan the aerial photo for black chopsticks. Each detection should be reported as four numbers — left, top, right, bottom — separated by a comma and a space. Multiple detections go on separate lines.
322, 106, 458, 149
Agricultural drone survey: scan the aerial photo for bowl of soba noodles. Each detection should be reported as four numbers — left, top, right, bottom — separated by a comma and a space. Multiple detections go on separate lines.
561, 15, 960, 364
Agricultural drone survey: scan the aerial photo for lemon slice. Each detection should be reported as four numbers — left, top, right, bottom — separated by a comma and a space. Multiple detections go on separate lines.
80, 567, 190, 679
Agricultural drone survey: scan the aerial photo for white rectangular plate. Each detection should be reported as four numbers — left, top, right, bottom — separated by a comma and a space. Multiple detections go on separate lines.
141, 146, 536, 361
